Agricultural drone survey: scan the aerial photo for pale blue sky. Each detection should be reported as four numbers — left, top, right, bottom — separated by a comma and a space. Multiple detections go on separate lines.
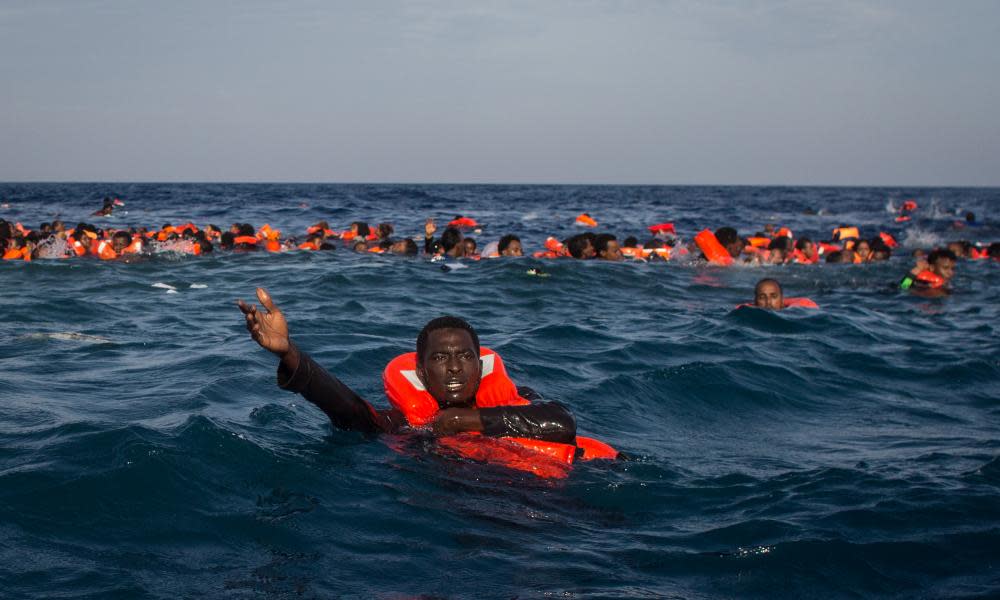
1, 1, 998, 185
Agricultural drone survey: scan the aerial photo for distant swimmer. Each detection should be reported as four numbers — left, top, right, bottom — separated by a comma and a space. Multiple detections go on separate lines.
91, 196, 123, 217
237, 288, 617, 477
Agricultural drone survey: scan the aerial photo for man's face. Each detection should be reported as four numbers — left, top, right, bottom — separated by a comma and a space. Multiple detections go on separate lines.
501, 240, 523, 257
600, 240, 623, 261
932, 257, 956, 281
389, 240, 409, 254
581, 239, 596, 259
416, 328, 481, 408
726, 240, 743, 258
754, 282, 784, 310
855, 241, 871, 260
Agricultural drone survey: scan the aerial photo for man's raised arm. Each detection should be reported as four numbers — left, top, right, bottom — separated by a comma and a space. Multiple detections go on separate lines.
238, 287, 405, 434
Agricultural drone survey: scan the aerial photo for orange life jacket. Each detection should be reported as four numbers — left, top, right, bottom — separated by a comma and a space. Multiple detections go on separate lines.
68, 236, 89, 257
233, 235, 258, 246
895, 216, 911, 223
878, 232, 898, 248
3, 247, 29, 261
648, 222, 675, 235
915, 270, 945, 288
969, 247, 988, 260
574, 213, 597, 227
121, 237, 143, 255
382, 348, 617, 478
902, 200, 918, 211
832, 227, 859, 241
640, 247, 671, 260
96, 240, 118, 260
775, 227, 793, 239
783, 297, 819, 309
694, 229, 733, 266
737, 297, 818, 310
747, 237, 771, 248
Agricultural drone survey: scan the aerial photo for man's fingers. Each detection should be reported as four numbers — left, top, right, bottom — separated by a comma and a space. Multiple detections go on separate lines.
237, 299, 254, 315
256, 287, 279, 314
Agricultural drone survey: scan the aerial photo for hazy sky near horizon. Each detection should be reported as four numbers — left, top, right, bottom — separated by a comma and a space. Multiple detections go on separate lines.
1, 1, 998, 185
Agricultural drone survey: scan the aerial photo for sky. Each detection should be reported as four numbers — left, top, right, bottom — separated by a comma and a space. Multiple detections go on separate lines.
1, 0, 998, 186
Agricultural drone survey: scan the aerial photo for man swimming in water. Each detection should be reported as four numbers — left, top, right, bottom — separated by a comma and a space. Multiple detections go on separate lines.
753, 279, 784, 310
237, 288, 576, 441
899, 248, 956, 297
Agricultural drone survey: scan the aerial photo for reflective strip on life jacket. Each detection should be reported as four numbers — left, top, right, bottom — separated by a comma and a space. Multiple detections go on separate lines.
96, 240, 118, 260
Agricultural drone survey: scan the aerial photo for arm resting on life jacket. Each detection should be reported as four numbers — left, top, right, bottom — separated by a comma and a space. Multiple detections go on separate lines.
479, 402, 577, 444
277, 343, 407, 434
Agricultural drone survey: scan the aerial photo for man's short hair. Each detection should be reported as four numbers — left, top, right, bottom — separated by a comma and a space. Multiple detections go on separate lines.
498, 234, 520, 253
928, 248, 957, 265
755, 278, 782, 295
440, 227, 463, 252
769, 237, 793, 252
715, 227, 739, 247
566, 234, 591, 259
594, 233, 617, 255
416, 316, 480, 363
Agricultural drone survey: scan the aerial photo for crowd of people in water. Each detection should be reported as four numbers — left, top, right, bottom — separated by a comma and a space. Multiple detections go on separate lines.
2, 199, 997, 302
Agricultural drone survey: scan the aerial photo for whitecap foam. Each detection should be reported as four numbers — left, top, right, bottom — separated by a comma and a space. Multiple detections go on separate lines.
152, 283, 177, 290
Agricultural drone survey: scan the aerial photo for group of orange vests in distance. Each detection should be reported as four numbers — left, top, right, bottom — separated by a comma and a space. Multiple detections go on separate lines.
3, 209, 995, 264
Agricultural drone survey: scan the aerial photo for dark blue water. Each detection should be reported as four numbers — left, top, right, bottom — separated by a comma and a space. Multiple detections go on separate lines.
2, 183, 999, 599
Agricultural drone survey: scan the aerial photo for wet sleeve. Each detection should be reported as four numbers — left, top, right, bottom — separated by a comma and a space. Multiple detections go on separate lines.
276, 344, 407, 434
478, 402, 577, 444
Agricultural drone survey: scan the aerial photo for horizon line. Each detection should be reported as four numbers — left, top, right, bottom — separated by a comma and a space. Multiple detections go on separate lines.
2, 180, 999, 190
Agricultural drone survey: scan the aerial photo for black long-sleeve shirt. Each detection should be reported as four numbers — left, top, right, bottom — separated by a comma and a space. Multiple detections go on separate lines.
277, 345, 577, 444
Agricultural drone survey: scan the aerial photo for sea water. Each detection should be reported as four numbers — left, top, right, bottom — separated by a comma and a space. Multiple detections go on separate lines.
1, 183, 998, 598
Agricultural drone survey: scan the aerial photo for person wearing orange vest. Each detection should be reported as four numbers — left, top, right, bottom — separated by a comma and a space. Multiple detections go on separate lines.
899, 248, 956, 297
746, 279, 819, 310
238, 288, 582, 447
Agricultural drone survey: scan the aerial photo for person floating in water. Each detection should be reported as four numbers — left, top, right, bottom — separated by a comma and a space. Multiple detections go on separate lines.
899, 248, 956, 297
742, 279, 819, 310
91, 196, 123, 217
237, 288, 616, 476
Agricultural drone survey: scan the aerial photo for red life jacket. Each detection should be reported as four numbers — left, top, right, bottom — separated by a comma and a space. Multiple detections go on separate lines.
382, 348, 617, 478
448, 217, 478, 229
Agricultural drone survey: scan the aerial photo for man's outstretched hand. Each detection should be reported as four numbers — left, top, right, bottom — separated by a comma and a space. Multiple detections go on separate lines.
237, 287, 291, 357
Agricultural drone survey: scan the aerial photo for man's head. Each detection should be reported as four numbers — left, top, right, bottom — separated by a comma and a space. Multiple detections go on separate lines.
947, 241, 970, 259
415, 316, 482, 408
498, 234, 522, 257
754, 279, 784, 310
715, 227, 742, 258
462, 237, 477, 256
440, 227, 465, 257
566, 234, 596, 259
928, 248, 957, 281
594, 234, 623, 261
389, 238, 418, 255
111, 231, 132, 253
854, 239, 872, 261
